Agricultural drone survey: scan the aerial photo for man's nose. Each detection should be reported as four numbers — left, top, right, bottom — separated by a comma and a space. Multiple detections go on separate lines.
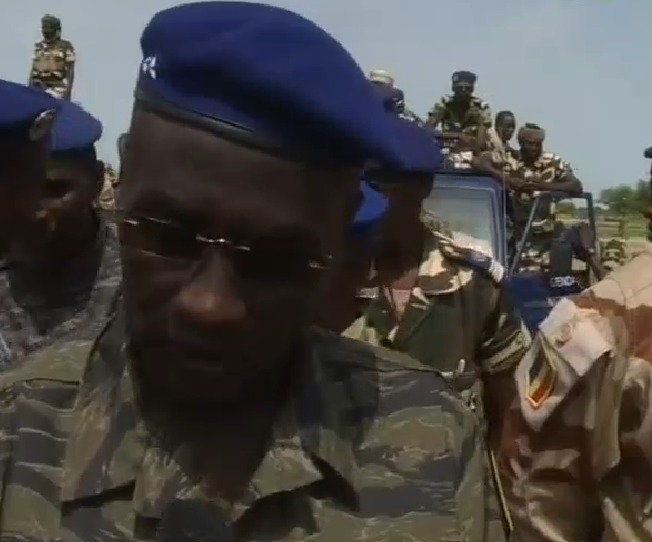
173, 251, 246, 328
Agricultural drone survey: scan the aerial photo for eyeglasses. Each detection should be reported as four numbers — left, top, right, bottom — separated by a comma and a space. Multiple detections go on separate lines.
117, 214, 332, 282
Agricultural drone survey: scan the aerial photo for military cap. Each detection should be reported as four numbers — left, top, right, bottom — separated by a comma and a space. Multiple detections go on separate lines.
41, 14, 61, 26
135, 2, 441, 174
50, 100, 102, 153
644, 146, 652, 159
0, 78, 58, 140
350, 179, 387, 240
451, 71, 477, 85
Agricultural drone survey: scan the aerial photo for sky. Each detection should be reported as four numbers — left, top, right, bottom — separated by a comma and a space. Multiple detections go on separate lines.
2, 0, 650, 194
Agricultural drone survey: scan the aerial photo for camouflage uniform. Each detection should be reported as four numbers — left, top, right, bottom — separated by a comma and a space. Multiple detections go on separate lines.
344, 228, 531, 418
0, 315, 508, 541
426, 95, 492, 134
0, 222, 121, 367
599, 238, 627, 273
97, 164, 118, 211
485, 149, 575, 272
30, 37, 75, 100
501, 243, 652, 541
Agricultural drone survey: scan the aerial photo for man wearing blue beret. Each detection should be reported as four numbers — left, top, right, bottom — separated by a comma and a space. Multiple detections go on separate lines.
0, 79, 58, 249
317, 179, 386, 332
426, 70, 492, 137
0, 4, 506, 541
0, 98, 122, 366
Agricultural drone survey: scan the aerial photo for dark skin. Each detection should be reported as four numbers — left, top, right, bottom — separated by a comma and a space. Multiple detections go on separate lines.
1, 152, 102, 266
495, 116, 515, 144
119, 107, 359, 501
0, 134, 50, 258
316, 237, 374, 333
375, 178, 431, 290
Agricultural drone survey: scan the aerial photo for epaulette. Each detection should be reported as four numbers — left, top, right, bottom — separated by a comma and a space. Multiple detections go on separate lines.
437, 233, 505, 284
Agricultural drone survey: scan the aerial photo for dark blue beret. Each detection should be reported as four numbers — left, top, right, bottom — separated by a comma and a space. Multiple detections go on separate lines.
50, 100, 102, 153
452, 71, 477, 85
136, 1, 441, 173
0, 79, 59, 139
350, 179, 387, 241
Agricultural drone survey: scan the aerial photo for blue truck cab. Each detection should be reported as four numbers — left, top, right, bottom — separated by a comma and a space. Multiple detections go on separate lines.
423, 171, 597, 333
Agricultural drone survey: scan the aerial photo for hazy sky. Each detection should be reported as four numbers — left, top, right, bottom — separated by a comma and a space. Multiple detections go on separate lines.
3, 0, 650, 193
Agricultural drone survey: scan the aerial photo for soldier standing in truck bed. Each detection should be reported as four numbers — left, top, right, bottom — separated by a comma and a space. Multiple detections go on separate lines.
29, 14, 76, 100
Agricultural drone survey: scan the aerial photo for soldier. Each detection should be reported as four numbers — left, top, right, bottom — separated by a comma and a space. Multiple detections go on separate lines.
0, 80, 58, 245
473, 123, 583, 271
317, 179, 386, 333
426, 70, 492, 136
0, 3, 507, 541
29, 14, 76, 100
368, 69, 425, 126
487, 110, 516, 156
96, 162, 118, 211
0, 99, 121, 367
500, 238, 652, 541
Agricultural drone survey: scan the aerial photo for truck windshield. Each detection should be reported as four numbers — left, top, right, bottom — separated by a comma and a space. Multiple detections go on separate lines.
422, 187, 497, 257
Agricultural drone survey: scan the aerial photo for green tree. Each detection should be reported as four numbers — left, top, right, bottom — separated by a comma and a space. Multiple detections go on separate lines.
599, 185, 637, 218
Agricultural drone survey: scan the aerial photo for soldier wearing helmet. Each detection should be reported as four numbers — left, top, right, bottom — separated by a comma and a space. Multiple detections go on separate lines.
29, 15, 76, 100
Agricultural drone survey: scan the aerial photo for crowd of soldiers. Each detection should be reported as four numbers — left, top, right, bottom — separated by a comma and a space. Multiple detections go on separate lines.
0, 4, 651, 541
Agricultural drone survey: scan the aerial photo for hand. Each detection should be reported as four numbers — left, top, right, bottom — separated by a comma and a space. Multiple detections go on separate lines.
506, 176, 532, 192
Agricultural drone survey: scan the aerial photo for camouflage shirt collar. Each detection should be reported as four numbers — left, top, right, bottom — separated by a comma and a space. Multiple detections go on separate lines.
60, 321, 359, 516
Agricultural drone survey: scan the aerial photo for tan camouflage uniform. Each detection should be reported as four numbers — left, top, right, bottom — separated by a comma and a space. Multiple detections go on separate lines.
426, 95, 492, 134
485, 149, 575, 272
0, 314, 507, 541
0, 222, 121, 367
97, 164, 118, 211
501, 243, 652, 541
30, 38, 75, 99
600, 238, 627, 273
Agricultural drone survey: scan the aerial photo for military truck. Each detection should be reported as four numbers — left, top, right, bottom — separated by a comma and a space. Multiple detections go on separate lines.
423, 171, 599, 332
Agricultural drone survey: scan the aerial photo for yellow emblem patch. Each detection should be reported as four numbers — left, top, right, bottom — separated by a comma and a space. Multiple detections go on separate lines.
526, 348, 557, 409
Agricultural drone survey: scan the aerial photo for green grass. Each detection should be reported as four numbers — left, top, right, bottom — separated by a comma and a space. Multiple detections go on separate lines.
558, 215, 647, 240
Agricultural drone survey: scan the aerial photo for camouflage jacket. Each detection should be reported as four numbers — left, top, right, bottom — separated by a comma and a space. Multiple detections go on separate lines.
343, 229, 530, 407
426, 95, 492, 133
0, 315, 507, 541
485, 149, 574, 233
0, 221, 121, 368
501, 242, 652, 542
30, 38, 75, 86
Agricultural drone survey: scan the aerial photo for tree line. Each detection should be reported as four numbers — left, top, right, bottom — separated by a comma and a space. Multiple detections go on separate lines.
557, 179, 651, 220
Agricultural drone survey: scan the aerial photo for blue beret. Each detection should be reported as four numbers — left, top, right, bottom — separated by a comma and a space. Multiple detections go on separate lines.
0, 79, 58, 139
136, 1, 441, 173
50, 100, 103, 153
452, 71, 477, 85
350, 179, 387, 241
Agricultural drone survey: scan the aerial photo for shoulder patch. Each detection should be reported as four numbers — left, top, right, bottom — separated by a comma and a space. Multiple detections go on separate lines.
441, 95, 453, 105
471, 97, 489, 109
438, 237, 504, 284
